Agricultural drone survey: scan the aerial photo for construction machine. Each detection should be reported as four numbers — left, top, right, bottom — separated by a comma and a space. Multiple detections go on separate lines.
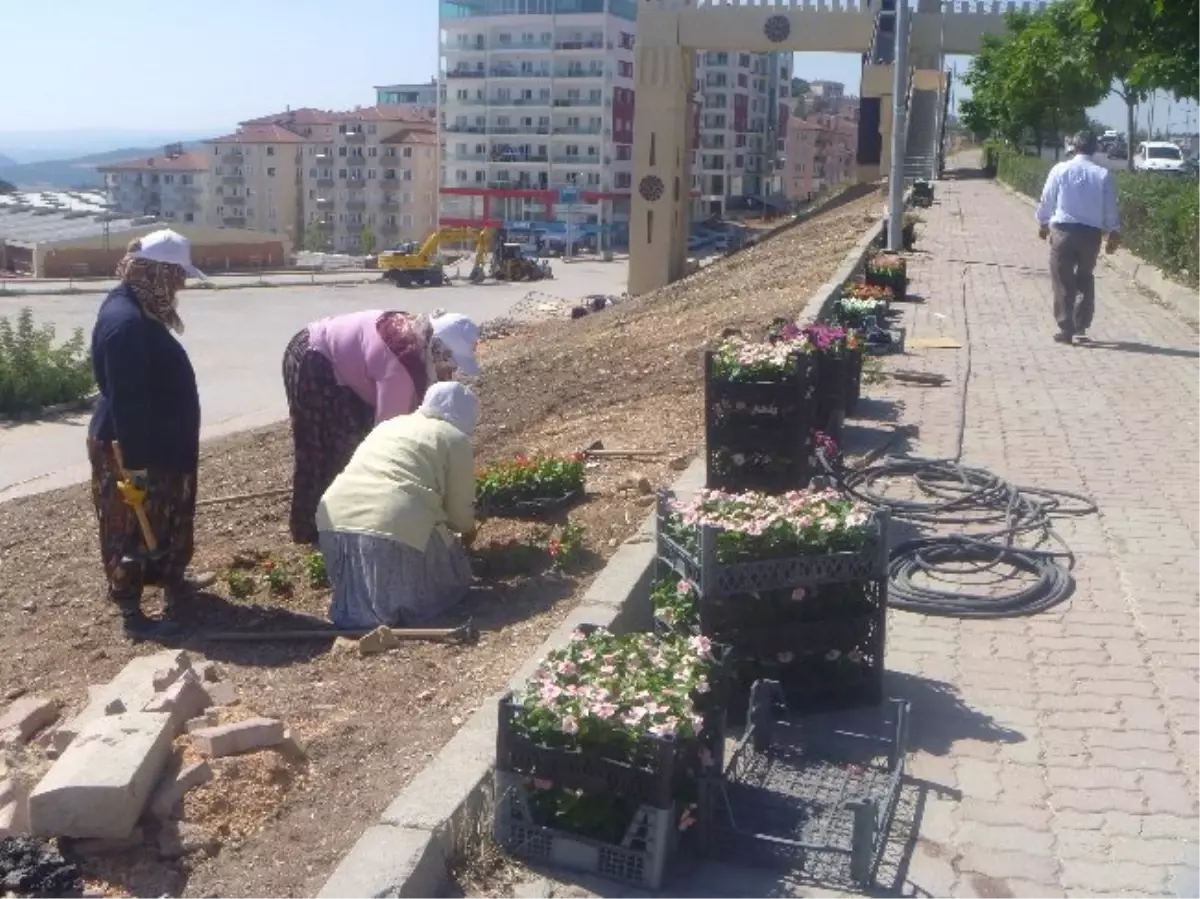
377, 227, 494, 287
491, 241, 551, 282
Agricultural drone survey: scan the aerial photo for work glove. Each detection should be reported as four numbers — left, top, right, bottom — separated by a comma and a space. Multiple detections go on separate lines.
117, 470, 149, 508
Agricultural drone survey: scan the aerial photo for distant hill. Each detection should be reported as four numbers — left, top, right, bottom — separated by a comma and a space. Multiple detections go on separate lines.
0, 154, 15, 168
0, 143, 207, 189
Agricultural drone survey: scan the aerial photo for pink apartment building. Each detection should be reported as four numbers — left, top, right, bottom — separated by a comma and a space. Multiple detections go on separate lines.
783, 110, 859, 203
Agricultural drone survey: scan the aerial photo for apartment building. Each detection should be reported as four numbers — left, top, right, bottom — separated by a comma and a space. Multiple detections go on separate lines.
439, 0, 638, 247
694, 50, 791, 217
96, 145, 210, 224
783, 109, 859, 204
202, 124, 305, 241
208, 106, 437, 252
376, 80, 441, 110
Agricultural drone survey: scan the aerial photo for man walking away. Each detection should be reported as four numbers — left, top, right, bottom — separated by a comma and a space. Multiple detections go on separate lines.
1035, 130, 1121, 345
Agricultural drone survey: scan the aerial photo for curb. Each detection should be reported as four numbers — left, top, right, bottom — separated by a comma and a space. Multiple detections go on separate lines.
315, 205, 891, 899
0, 276, 380, 298
995, 180, 1198, 327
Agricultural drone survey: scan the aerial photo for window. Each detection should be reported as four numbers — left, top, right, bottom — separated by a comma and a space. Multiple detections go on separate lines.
339, 169, 347, 179
402, 147, 413, 158
616, 145, 631, 161
184, 213, 194, 222
456, 171, 467, 183
266, 146, 275, 156
368, 170, 377, 179
618, 61, 632, 78
402, 214, 413, 227
267, 167, 276, 177
368, 147, 377, 157
386, 147, 397, 157
339, 146, 347, 157
615, 172, 631, 189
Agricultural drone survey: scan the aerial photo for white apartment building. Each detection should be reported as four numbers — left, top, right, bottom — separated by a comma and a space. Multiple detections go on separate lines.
376, 81, 442, 110
211, 106, 438, 253
96, 145, 210, 224
695, 51, 791, 218
439, 0, 638, 247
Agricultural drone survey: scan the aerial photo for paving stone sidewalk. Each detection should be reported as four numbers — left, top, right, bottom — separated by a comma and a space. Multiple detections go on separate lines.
487, 167, 1198, 899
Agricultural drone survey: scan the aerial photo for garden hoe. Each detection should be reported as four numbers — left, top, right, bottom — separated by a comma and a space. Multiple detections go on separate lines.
112, 442, 168, 568
202, 620, 480, 646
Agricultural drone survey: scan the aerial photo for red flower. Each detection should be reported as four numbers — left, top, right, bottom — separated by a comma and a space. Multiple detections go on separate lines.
548, 539, 562, 557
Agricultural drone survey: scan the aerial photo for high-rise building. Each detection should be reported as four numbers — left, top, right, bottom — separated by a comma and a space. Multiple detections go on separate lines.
376, 80, 442, 110
783, 108, 860, 204
203, 124, 306, 241
438, 0, 638, 248
694, 51, 791, 217
97, 145, 210, 224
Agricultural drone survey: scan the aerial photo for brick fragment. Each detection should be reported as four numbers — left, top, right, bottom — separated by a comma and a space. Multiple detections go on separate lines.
143, 670, 210, 731
0, 697, 59, 746
200, 680, 237, 707
149, 760, 213, 820
190, 717, 284, 758
184, 711, 219, 733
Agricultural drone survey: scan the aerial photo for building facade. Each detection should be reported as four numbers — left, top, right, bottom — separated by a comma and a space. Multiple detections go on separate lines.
96, 146, 210, 225
694, 51, 791, 217
783, 109, 859, 204
206, 106, 437, 253
438, 0, 638, 247
376, 81, 441, 110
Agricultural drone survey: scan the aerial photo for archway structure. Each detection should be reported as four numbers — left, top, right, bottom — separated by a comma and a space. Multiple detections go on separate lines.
629, 0, 1040, 294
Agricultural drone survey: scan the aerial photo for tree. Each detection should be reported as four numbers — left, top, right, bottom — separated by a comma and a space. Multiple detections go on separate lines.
1079, 0, 1199, 101
360, 226, 376, 256
302, 221, 330, 253
790, 77, 811, 115
0, 179, 14, 194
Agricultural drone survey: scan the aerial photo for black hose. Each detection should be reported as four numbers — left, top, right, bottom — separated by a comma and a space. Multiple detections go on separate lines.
822, 274, 1098, 618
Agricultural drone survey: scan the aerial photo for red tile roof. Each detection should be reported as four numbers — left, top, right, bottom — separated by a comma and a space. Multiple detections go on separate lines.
380, 128, 439, 145
96, 151, 209, 172
204, 124, 307, 145
240, 105, 435, 127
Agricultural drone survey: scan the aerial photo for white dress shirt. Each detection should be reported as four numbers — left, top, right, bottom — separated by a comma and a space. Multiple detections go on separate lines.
1035, 154, 1121, 233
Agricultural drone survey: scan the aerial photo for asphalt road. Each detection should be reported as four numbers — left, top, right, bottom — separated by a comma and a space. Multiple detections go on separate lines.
1032, 147, 1137, 172
0, 259, 629, 502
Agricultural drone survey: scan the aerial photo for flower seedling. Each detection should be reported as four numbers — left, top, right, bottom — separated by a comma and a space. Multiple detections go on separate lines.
545, 520, 586, 572
712, 332, 811, 381
224, 568, 257, 600
303, 551, 328, 589
476, 453, 586, 510
651, 574, 698, 631
261, 559, 293, 597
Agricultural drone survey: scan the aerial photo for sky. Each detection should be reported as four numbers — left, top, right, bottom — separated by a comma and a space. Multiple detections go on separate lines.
3, 1, 1195, 140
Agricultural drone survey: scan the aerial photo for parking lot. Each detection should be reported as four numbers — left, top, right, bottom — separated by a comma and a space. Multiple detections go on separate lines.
0, 258, 629, 501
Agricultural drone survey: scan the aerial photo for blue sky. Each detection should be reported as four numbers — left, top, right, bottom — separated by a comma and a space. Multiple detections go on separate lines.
4, 1, 1194, 137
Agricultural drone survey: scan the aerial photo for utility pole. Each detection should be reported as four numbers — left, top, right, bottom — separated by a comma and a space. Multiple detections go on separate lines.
887, 0, 910, 251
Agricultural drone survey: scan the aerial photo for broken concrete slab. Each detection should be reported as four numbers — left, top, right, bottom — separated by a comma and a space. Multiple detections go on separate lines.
184, 711, 219, 734
190, 718, 284, 758
143, 671, 210, 732
200, 680, 237, 707
0, 799, 29, 838
58, 651, 192, 747
192, 660, 223, 683
29, 711, 176, 839
69, 826, 145, 855
148, 759, 212, 820
0, 696, 59, 746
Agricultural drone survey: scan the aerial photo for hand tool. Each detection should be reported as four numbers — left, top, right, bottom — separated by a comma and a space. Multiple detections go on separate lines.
112, 442, 168, 565
203, 620, 480, 645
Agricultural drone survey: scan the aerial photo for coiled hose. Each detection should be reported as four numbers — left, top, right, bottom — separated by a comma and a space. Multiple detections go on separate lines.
821, 277, 1098, 618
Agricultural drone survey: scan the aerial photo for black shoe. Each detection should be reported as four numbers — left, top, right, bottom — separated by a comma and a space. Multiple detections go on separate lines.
1053, 331, 1073, 344
121, 608, 184, 642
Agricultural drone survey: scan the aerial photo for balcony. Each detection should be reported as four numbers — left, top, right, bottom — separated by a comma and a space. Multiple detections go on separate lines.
489, 68, 551, 79
346, 176, 366, 188
492, 153, 549, 164
316, 177, 335, 188
222, 175, 244, 185
552, 155, 603, 166
446, 69, 487, 79
490, 40, 553, 53
445, 125, 487, 134
487, 180, 548, 191
487, 97, 551, 109
380, 197, 400, 211
224, 195, 247, 206
220, 152, 244, 164
554, 40, 608, 51
343, 131, 367, 143
552, 98, 603, 108
447, 152, 488, 162
316, 197, 334, 207
491, 126, 551, 136
346, 200, 367, 211
222, 216, 246, 227
315, 153, 334, 164
555, 69, 606, 79
551, 126, 602, 136
380, 221, 400, 234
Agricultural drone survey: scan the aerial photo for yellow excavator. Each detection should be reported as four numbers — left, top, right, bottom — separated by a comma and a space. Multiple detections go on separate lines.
377, 226, 495, 287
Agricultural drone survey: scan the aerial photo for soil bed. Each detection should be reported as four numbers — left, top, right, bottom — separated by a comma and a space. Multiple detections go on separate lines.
0, 192, 881, 897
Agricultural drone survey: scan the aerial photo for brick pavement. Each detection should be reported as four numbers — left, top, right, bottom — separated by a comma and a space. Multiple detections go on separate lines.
483, 165, 1198, 899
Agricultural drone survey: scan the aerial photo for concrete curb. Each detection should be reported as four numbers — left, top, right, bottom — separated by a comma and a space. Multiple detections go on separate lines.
995, 180, 1198, 327
315, 205, 892, 899
0, 276, 380, 298
0, 392, 97, 424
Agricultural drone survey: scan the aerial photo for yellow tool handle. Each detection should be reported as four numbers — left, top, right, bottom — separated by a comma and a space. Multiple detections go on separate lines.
112, 443, 159, 553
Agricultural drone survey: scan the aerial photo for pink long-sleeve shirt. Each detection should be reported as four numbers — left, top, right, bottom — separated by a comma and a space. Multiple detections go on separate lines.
307, 310, 417, 423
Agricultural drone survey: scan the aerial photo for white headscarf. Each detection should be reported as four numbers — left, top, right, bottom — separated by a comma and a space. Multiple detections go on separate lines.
418, 382, 479, 435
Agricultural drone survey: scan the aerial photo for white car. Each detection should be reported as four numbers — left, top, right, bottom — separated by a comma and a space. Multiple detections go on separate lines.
1134, 141, 1187, 174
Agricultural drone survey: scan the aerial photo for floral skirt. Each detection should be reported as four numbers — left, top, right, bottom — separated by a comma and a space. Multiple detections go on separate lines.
282, 329, 376, 544
87, 437, 196, 605
319, 529, 473, 629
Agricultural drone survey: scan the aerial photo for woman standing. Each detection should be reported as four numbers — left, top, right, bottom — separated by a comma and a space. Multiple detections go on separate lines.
282, 310, 481, 544
88, 230, 206, 641
316, 382, 479, 628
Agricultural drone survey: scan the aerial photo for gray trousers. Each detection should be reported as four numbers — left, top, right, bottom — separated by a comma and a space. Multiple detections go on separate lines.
1049, 224, 1103, 335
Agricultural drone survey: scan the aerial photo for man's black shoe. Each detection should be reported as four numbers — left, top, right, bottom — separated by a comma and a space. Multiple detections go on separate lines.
1053, 332, 1073, 344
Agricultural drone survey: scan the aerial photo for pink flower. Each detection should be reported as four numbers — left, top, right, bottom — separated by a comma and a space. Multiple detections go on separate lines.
557, 660, 578, 677
623, 706, 649, 725
677, 581, 692, 595
590, 701, 618, 719
540, 683, 564, 703
561, 714, 579, 735
689, 635, 713, 656
678, 811, 696, 832
791, 587, 807, 601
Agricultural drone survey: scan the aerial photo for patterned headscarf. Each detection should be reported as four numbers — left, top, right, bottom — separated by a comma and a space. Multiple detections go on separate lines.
115, 239, 187, 334
375, 311, 457, 400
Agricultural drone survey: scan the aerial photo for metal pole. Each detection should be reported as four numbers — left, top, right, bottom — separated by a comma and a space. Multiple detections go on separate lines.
887, 0, 910, 251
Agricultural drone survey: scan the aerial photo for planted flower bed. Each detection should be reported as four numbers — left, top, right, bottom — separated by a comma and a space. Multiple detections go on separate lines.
834, 284, 891, 328
795, 323, 859, 438
495, 626, 726, 888
704, 336, 817, 494
865, 253, 907, 302
476, 452, 586, 518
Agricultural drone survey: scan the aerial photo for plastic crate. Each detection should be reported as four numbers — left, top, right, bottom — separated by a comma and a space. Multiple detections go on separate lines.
656, 495, 889, 597
865, 262, 907, 303
704, 350, 818, 494
698, 686, 911, 888
845, 347, 864, 417
814, 353, 849, 438
494, 769, 677, 890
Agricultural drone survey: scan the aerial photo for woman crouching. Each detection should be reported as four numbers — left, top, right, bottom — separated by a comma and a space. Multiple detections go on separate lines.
316, 382, 479, 628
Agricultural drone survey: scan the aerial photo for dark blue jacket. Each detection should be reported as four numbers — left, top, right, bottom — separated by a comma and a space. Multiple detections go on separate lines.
88, 285, 200, 472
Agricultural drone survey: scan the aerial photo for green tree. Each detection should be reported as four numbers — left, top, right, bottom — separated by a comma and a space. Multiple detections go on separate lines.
1079, 0, 1199, 101
302, 221, 330, 253
360, 226, 377, 255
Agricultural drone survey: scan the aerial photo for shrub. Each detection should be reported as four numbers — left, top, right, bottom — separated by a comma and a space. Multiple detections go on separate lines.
0, 308, 94, 415
993, 150, 1199, 288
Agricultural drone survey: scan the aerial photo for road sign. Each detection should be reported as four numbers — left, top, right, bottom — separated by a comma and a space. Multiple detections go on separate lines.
558, 186, 580, 204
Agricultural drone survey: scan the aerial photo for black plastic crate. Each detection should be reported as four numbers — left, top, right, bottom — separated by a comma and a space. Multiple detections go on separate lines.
656, 494, 889, 597
698, 687, 911, 888
845, 347, 864, 416
864, 264, 907, 303
705, 350, 818, 493
814, 353, 849, 438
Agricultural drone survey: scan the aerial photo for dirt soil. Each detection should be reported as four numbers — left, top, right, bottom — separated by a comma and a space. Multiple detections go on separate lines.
0, 190, 883, 898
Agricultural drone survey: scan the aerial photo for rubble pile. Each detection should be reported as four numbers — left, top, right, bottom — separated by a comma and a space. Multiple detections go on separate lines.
0, 652, 302, 867
0, 835, 83, 898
